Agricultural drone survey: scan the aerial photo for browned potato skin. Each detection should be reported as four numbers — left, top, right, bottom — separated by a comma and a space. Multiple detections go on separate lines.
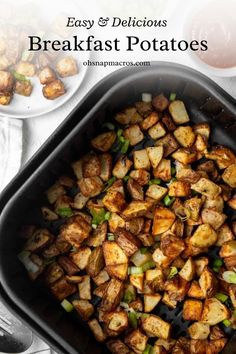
152, 94, 169, 112
60, 215, 92, 248
100, 278, 124, 312
38, 66, 57, 84
14, 79, 32, 96
0, 70, 14, 92
201, 298, 230, 325
116, 229, 141, 257
88, 318, 106, 342
0, 92, 12, 105
50, 276, 77, 301
152, 207, 176, 235
125, 329, 148, 353
162, 114, 176, 132
103, 190, 127, 213
160, 233, 185, 258
155, 133, 179, 157
140, 111, 159, 130
73, 299, 94, 321
107, 339, 130, 354
56, 56, 78, 77
91, 132, 116, 152
127, 178, 144, 201
25, 228, 54, 252
142, 314, 171, 339
78, 176, 103, 197
57, 255, 79, 275
183, 299, 203, 321
86, 246, 104, 277
43, 79, 65, 100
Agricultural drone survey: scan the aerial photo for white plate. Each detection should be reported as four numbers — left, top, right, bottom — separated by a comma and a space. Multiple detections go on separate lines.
0, 0, 89, 119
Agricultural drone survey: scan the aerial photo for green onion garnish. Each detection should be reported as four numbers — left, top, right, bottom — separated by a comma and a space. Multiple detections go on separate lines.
105, 211, 111, 220
163, 195, 175, 207
57, 207, 73, 218
104, 176, 116, 190
121, 139, 130, 154
142, 260, 156, 272
213, 259, 223, 268
123, 289, 136, 304
107, 233, 115, 241
222, 319, 232, 327
128, 266, 143, 275
102, 122, 115, 130
148, 178, 161, 186
90, 208, 110, 225
223, 271, 236, 284
128, 312, 138, 328
117, 128, 123, 138
142, 344, 153, 354
215, 293, 228, 303
12, 70, 29, 82
140, 247, 149, 254
171, 166, 176, 176
168, 266, 178, 279
123, 175, 130, 182
61, 299, 74, 312
169, 92, 176, 101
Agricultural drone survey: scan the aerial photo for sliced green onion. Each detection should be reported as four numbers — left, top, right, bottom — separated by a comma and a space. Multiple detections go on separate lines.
12, 70, 29, 82
92, 223, 97, 229
121, 139, 130, 154
128, 266, 143, 275
123, 289, 136, 304
169, 92, 176, 101
117, 128, 123, 138
123, 175, 130, 182
222, 319, 232, 327
215, 293, 229, 303
191, 190, 199, 196
142, 93, 152, 103
61, 299, 74, 312
148, 178, 161, 186
163, 195, 175, 207
105, 211, 111, 220
168, 266, 178, 279
57, 207, 73, 218
140, 247, 149, 254
213, 259, 223, 268
107, 233, 115, 241
102, 122, 115, 130
128, 312, 138, 328
18, 251, 39, 273
142, 260, 156, 272
143, 344, 153, 354
223, 271, 236, 284
90, 208, 108, 225
105, 176, 116, 190
171, 166, 176, 176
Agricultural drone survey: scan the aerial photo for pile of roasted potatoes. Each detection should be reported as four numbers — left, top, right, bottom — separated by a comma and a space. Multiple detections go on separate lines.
19, 92, 236, 354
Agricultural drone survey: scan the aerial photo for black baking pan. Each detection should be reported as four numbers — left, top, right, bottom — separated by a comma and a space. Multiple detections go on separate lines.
1, 62, 236, 354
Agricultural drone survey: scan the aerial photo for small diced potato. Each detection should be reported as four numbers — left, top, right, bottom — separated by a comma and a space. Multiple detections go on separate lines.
78, 176, 103, 197
199, 267, 217, 298
108, 213, 125, 232
82, 154, 101, 177
105, 310, 128, 333
60, 215, 92, 248
115, 107, 142, 125
179, 258, 195, 281
88, 318, 106, 342
86, 222, 107, 247
207, 339, 227, 354
56, 56, 78, 77
70, 247, 91, 270
172, 148, 197, 165
219, 240, 236, 258
146, 146, 163, 168
216, 224, 234, 247
130, 169, 150, 186
177, 167, 201, 184
194, 134, 208, 153
193, 123, 210, 140
46, 183, 65, 204
86, 247, 104, 277
152, 207, 176, 235
38, 66, 56, 84
50, 277, 76, 301
169, 100, 190, 124
206, 145, 236, 169
100, 153, 112, 181
190, 224, 217, 248
201, 209, 226, 230
106, 263, 128, 281
43, 79, 65, 100
93, 282, 108, 298
222, 163, 236, 188
100, 278, 124, 311
183, 300, 203, 321
123, 124, 144, 146
125, 329, 148, 353
0, 92, 12, 105
228, 194, 236, 210
103, 190, 127, 213
24, 228, 54, 252
142, 314, 171, 339
188, 322, 210, 340
173, 126, 195, 147
93, 269, 110, 286
91, 131, 116, 152
73, 299, 94, 321
130, 274, 144, 291
194, 257, 209, 277
138, 233, 155, 247
153, 159, 171, 182
146, 184, 167, 201
41, 206, 58, 221
107, 339, 130, 354
204, 196, 224, 213
152, 248, 173, 268
188, 281, 205, 299
127, 178, 144, 201
126, 218, 144, 235
15, 79, 33, 96
72, 159, 83, 180
15, 61, 35, 76
184, 197, 203, 222
144, 294, 161, 312
78, 275, 91, 300
103, 241, 128, 266
191, 178, 222, 198
155, 133, 179, 157
72, 192, 89, 210
122, 201, 152, 219
116, 229, 141, 257
58, 255, 79, 275
140, 112, 159, 130
135, 100, 152, 117
152, 94, 169, 112
148, 122, 166, 140
201, 298, 230, 325
133, 149, 150, 170
160, 233, 185, 258
162, 292, 177, 309
113, 156, 133, 178
168, 180, 190, 197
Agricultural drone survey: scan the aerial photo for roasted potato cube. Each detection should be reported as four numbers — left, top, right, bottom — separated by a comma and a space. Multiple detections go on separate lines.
190, 339, 207, 354
183, 300, 203, 321
219, 240, 236, 258
123, 124, 144, 146
188, 281, 205, 299
24, 228, 53, 252
130, 273, 144, 291
172, 148, 197, 165
164, 275, 190, 302
222, 163, 236, 188
127, 178, 144, 201
201, 208, 226, 230
43, 79, 65, 100
60, 215, 92, 248
179, 258, 195, 281
155, 133, 179, 157
125, 329, 148, 354
88, 318, 106, 342
206, 145, 236, 169
223, 255, 236, 270
122, 201, 152, 219
138, 233, 155, 247
152, 207, 176, 235
161, 233, 185, 258
169, 100, 190, 124
113, 156, 133, 178
144, 294, 161, 312
86, 222, 107, 247
194, 257, 209, 277
0, 71, 14, 92
201, 298, 230, 325
193, 123, 210, 140
82, 154, 101, 178
190, 224, 217, 248
15, 61, 35, 77
162, 292, 177, 309
72, 192, 89, 210
103, 190, 127, 212
71, 159, 83, 180
168, 180, 190, 197
204, 196, 224, 213
184, 197, 203, 222
148, 122, 166, 140
73, 299, 94, 320
91, 131, 116, 152
41, 206, 58, 221
140, 112, 159, 130
216, 224, 234, 246
100, 153, 112, 181
107, 339, 130, 354
106, 263, 128, 281
152, 94, 169, 112
125, 217, 144, 236
38, 66, 56, 84
78, 176, 103, 197
199, 267, 217, 298
57, 255, 79, 275
70, 247, 91, 270
135, 100, 152, 117
93, 269, 110, 286
0, 92, 12, 105
115, 107, 142, 125
153, 159, 171, 182
188, 322, 210, 340
142, 314, 171, 339
116, 229, 141, 257
146, 146, 163, 168
46, 183, 65, 204
56, 56, 78, 77
100, 278, 124, 311
194, 134, 208, 153
65, 275, 83, 283
104, 310, 128, 333
45, 262, 64, 285
129, 169, 150, 186
50, 277, 76, 301
207, 339, 227, 354
86, 246, 104, 277
78, 275, 91, 300
177, 167, 201, 184
228, 194, 236, 210
146, 184, 167, 201
191, 178, 221, 198
133, 149, 150, 170
103, 241, 128, 266
173, 126, 195, 148
108, 213, 125, 233
152, 248, 173, 268
162, 114, 176, 132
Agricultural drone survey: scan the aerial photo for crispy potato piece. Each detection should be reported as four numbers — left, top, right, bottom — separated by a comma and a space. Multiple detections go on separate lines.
86, 222, 107, 247
207, 339, 227, 354
164, 275, 190, 302
103, 241, 128, 266
15, 79, 33, 96
50, 277, 76, 301
130, 273, 144, 291
24, 228, 53, 252
71, 159, 83, 180
0, 92, 12, 105
204, 196, 224, 213
106, 263, 128, 280
93, 269, 110, 286
194, 257, 209, 277
169, 100, 190, 124
190, 339, 207, 354
125, 329, 148, 354
179, 258, 195, 281
172, 148, 197, 165
78, 275, 91, 300
57, 255, 79, 275
133, 149, 150, 170
38, 66, 56, 85
46, 183, 65, 204
60, 215, 91, 247
101, 278, 124, 311
122, 201, 152, 219
168, 180, 190, 197
210, 325, 225, 340
82, 154, 101, 178
183, 300, 203, 321
154, 339, 176, 352
107, 339, 130, 354
93, 282, 108, 298
188, 281, 205, 299
152, 248, 173, 268
222, 163, 236, 188
142, 315, 171, 339
155, 133, 179, 157
206, 145, 236, 169
173, 126, 195, 148
123, 124, 144, 146
78, 176, 103, 197
191, 178, 221, 198
88, 318, 106, 342
144, 293, 161, 312
104, 310, 128, 333
146, 184, 167, 201
176, 167, 201, 184
201, 298, 230, 325
138, 233, 155, 247
65, 275, 83, 283
201, 209, 226, 230
148, 121, 166, 140
86, 247, 104, 277
153, 159, 171, 182
146, 146, 164, 168
72, 192, 89, 210
103, 190, 127, 212
152, 94, 169, 112
184, 197, 203, 222
116, 229, 141, 257
228, 194, 236, 210
91, 131, 116, 152
162, 114, 176, 132
45, 262, 64, 285
223, 255, 236, 270
194, 134, 208, 153
130, 169, 150, 186
229, 285, 236, 308
109, 213, 125, 233
116, 107, 142, 125
125, 217, 144, 235
190, 224, 217, 248
43, 79, 65, 100
140, 112, 159, 130
193, 123, 210, 140
15, 61, 35, 76
127, 178, 144, 201
152, 207, 176, 235
56, 56, 78, 77
161, 233, 185, 258
100, 153, 112, 181
113, 156, 133, 178
219, 240, 236, 257
188, 322, 210, 340
73, 299, 94, 320
162, 292, 177, 309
